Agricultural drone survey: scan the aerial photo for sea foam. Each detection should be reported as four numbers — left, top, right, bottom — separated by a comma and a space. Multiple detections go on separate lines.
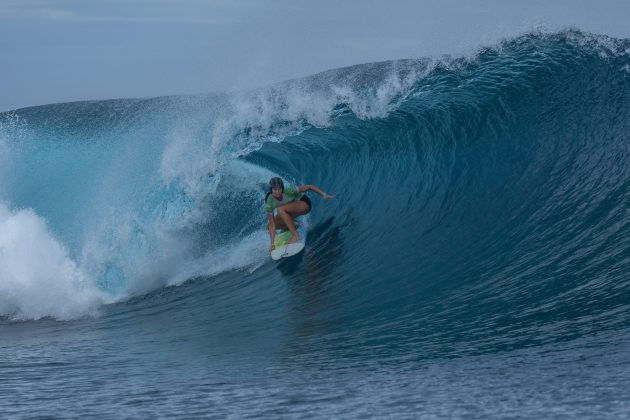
0, 203, 105, 320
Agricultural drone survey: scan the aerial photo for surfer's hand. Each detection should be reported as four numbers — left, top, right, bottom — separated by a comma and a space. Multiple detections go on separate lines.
270, 244, 276, 253
323, 194, 334, 199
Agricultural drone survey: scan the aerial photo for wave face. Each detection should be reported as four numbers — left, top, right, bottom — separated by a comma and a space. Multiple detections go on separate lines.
1, 30, 630, 417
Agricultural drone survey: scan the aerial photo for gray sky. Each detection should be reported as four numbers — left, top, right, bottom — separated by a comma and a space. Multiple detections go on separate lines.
1, 0, 629, 111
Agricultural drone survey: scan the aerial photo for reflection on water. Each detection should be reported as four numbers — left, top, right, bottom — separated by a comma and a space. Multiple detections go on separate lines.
278, 218, 347, 360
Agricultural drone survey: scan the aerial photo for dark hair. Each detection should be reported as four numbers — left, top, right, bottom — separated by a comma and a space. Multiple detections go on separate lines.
269, 177, 284, 192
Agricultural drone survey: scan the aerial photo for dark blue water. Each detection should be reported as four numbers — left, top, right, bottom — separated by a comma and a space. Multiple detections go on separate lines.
1, 30, 630, 418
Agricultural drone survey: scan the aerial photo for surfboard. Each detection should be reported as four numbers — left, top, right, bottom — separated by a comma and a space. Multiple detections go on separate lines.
271, 228, 305, 260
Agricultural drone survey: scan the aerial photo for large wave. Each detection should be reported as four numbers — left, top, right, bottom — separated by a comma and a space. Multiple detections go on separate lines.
0, 30, 629, 332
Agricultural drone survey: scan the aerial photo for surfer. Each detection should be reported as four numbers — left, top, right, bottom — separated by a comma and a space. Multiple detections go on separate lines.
266, 177, 333, 252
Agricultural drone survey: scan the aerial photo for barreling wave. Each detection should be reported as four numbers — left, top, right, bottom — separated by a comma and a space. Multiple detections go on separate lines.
0, 28, 629, 360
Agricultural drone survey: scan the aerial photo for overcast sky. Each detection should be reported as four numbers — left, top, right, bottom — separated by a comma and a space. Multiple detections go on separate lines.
1, 0, 629, 111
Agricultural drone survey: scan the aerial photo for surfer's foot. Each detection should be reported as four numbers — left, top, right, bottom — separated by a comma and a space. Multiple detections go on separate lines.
288, 235, 300, 244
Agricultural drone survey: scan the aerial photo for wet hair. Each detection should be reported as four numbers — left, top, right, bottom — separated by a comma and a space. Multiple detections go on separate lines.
265, 177, 285, 202
269, 177, 284, 192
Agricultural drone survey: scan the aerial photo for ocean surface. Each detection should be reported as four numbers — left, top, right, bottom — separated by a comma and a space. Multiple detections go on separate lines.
1, 30, 630, 418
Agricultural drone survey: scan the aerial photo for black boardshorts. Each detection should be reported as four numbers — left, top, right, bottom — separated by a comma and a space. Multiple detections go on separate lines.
300, 194, 312, 209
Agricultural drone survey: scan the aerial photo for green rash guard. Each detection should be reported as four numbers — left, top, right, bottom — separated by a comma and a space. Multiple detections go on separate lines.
265, 185, 304, 213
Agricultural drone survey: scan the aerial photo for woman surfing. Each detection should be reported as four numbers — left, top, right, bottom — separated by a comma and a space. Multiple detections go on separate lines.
265, 177, 333, 253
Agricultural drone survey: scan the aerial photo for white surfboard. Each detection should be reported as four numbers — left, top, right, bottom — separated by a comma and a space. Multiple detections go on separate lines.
271, 228, 305, 260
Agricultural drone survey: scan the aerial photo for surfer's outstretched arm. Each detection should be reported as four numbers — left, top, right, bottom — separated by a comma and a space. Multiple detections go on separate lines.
299, 185, 334, 199
267, 213, 276, 251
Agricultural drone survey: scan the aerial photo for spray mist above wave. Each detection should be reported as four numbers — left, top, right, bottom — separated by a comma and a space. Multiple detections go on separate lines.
160, 59, 430, 194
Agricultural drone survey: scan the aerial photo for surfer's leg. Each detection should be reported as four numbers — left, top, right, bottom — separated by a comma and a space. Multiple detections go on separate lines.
276, 201, 309, 243
273, 214, 288, 230
273, 215, 301, 230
